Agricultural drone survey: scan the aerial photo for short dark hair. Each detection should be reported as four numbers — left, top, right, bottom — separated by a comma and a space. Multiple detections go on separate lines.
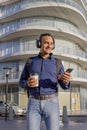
39, 33, 55, 44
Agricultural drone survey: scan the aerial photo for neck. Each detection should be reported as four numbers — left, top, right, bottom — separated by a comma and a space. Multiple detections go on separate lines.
40, 52, 50, 59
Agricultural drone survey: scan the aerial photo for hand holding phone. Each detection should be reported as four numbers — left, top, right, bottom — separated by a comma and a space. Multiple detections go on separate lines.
66, 68, 73, 73
58, 68, 72, 83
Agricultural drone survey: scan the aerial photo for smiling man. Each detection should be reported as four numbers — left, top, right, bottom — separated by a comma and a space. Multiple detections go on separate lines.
19, 33, 71, 130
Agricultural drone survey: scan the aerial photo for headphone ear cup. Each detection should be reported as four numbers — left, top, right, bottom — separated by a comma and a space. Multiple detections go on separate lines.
36, 39, 41, 48
52, 39, 55, 49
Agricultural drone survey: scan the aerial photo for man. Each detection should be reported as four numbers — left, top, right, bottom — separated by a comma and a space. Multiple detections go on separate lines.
19, 33, 71, 130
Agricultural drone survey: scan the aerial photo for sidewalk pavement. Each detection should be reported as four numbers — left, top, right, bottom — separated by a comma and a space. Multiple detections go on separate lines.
0, 116, 87, 130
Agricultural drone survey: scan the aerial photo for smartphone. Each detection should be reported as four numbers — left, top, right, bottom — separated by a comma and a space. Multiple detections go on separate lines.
66, 68, 73, 73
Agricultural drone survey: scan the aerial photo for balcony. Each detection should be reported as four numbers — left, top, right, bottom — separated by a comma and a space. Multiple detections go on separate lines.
0, 43, 87, 68
0, 17, 87, 47
0, 0, 86, 29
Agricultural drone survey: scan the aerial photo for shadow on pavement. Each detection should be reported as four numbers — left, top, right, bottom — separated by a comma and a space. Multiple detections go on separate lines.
0, 116, 87, 130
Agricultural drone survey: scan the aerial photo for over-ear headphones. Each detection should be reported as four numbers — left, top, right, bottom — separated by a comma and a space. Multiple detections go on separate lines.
36, 33, 55, 49
36, 39, 41, 48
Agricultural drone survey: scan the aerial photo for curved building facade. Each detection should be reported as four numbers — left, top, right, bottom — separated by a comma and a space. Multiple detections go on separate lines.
0, 0, 87, 113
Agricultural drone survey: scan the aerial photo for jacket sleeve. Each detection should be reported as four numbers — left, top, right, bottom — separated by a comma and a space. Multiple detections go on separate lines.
58, 63, 71, 90
19, 62, 29, 89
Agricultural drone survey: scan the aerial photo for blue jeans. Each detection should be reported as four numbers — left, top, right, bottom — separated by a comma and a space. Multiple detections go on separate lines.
26, 96, 60, 130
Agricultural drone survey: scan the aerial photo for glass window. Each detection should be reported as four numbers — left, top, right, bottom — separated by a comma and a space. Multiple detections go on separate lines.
80, 87, 87, 110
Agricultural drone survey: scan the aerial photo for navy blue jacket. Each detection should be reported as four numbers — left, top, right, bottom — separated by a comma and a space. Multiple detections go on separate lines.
19, 54, 70, 96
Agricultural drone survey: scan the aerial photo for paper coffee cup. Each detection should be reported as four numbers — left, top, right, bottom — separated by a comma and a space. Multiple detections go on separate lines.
30, 73, 39, 87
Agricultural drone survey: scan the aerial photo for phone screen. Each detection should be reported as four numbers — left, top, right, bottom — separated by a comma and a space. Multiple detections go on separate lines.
66, 68, 73, 73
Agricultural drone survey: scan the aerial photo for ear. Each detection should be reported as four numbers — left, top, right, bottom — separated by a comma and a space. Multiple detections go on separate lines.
36, 39, 41, 48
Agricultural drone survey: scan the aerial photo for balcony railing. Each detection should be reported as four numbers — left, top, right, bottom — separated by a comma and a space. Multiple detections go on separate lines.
0, 71, 21, 81
0, 42, 87, 60
0, 17, 87, 41
0, 0, 85, 19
